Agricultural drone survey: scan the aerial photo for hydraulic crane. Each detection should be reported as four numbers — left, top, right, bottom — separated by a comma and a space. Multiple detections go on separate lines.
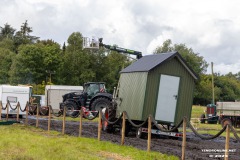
98, 38, 142, 59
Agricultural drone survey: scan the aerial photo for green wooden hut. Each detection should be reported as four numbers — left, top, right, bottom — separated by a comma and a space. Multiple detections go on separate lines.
116, 52, 198, 125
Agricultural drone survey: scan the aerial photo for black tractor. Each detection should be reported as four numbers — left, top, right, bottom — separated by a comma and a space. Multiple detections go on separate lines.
60, 82, 112, 117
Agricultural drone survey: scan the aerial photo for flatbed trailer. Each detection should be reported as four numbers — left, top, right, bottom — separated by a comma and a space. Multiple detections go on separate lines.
216, 102, 240, 128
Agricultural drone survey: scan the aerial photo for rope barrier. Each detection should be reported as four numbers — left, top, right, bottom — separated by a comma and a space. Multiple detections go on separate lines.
150, 115, 183, 132
8, 101, 18, 111
124, 111, 148, 128
2, 103, 7, 110
2, 100, 239, 144
100, 109, 123, 125
186, 117, 227, 140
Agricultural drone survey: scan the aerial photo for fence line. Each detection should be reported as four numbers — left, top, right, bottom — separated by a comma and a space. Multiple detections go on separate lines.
0, 101, 240, 159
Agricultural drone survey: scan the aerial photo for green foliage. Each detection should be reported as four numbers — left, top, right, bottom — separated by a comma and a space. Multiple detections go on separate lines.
0, 48, 15, 84
0, 23, 15, 40
9, 42, 62, 84
154, 39, 208, 75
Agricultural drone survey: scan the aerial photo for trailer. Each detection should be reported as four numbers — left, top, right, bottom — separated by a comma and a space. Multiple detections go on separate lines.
0, 85, 32, 116
216, 102, 240, 128
45, 85, 83, 112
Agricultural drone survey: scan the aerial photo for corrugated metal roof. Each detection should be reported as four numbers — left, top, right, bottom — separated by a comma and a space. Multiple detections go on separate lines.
120, 52, 198, 80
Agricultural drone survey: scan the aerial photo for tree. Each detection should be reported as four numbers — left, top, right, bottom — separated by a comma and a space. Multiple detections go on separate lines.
0, 48, 15, 83
14, 20, 39, 52
10, 42, 62, 84
0, 23, 16, 40
154, 39, 208, 75
60, 32, 95, 85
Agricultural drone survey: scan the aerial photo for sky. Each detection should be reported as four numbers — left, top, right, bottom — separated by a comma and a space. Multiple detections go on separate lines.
1, 0, 240, 75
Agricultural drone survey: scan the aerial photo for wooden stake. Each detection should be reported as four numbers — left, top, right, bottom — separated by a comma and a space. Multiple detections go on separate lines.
147, 116, 152, 152
17, 102, 20, 122
121, 112, 126, 145
79, 108, 83, 137
0, 101, 2, 121
98, 110, 102, 141
62, 106, 66, 135
182, 117, 187, 160
36, 104, 39, 128
6, 103, 9, 121
224, 125, 230, 160
25, 103, 28, 125
48, 106, 51, 135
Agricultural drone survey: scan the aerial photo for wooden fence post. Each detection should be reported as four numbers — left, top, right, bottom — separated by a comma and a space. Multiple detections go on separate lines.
79, 108, 83, 137
6, 103, 9, 121
147, 116, 152, 152
17, 102, 20, 122
62, 106, 66, 135
98, 110, 102, 141
121, 112, 126, 145
48, 106, 51, 135
36, 104, 39, 128
25, 103, 28, 125
181, 117, 187, 160
224, 125, 230, 160
0, 101, 2, 121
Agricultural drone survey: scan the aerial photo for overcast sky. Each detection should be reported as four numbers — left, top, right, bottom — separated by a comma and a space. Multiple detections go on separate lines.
1, 0, 240, 74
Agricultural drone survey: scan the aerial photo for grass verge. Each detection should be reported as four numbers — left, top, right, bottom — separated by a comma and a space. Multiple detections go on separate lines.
0, 124, 179, 160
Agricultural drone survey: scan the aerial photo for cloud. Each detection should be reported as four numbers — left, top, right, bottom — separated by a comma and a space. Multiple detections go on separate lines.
1, 0, 240, 74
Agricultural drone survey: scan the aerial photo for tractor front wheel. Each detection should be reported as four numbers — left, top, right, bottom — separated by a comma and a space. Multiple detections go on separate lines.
63, 101, 80, 118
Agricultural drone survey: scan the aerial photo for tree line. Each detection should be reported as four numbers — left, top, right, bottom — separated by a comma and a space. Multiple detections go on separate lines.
1, 21, 240, 105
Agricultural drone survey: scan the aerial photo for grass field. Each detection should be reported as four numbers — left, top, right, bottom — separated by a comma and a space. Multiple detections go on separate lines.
0, 124, 178, 160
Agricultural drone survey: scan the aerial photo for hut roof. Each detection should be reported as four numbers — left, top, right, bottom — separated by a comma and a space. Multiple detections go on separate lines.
120, 52, 198, 80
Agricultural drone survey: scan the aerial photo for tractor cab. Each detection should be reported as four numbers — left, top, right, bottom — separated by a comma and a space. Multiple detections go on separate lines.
83, 82, 106, 99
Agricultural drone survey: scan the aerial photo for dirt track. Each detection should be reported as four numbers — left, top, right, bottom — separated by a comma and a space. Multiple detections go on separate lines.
26, 117, 240, 160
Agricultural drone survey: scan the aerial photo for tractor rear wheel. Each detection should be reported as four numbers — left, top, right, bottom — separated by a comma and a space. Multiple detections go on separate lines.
91, 97, 111, 111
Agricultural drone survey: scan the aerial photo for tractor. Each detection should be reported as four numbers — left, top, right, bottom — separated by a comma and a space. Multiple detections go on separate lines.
60, 82, 112, 117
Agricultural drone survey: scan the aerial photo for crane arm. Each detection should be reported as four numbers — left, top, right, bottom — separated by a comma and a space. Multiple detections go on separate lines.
99, 38, 142, 59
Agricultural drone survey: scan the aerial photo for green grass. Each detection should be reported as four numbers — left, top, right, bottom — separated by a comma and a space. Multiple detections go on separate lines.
0, 124, 179, 160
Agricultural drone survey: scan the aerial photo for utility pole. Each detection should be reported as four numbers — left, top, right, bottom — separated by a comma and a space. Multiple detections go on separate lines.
46, 70, 55, 84
211, 62, 215, 104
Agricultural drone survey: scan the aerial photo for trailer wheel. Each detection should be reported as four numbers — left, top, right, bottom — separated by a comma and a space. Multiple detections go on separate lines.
221, 118, 232, 128
200, 114, 206, 123
136, 127, 146, 139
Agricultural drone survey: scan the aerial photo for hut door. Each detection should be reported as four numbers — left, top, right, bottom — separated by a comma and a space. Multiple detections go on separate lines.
155, 74, 180, 122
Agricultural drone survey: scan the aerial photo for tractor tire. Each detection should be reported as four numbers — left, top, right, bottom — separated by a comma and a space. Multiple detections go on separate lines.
200, 114, 206, 124
64, 101, 80, 118
91, 97, 111, 111
221, 118, 232, 128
